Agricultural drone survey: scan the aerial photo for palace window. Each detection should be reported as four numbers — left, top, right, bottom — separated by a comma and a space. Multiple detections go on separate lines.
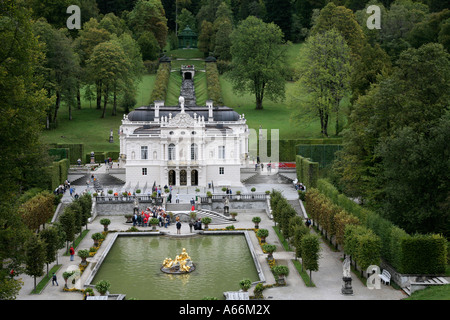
219, 167, 224, 175
218, 146, 225, 159
168, 144, 176, 160
142, 168, 147, 176
141, 146, 148, 160
191, 143, 198, 160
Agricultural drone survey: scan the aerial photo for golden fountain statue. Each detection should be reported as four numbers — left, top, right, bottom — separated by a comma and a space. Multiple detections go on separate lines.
161, 248, 195, 274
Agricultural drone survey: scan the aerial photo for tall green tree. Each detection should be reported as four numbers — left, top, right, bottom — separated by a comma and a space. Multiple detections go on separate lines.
39, 227, 60, 276
213, 2, 233, 60
332, 43, 450, 234
128, 0, 168, 50
24, 234, 46, 292
264, 0, 293, 40
177, 8, 196, 32
376, 116, 450, 237
301, 233, 321, 285
87, 40, 131, 117
73, 18, 112, 110
378, 0, 429, 60
33, 19, 80, 124
198, 20, 214, 55
0, 0, 53, 197
311, 2, 366, 58
229, 16, 288, 110
0, 1, 51, 299
290, 29, 352, 136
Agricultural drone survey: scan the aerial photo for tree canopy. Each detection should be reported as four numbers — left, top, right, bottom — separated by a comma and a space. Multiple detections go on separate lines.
229, 16, 288, 110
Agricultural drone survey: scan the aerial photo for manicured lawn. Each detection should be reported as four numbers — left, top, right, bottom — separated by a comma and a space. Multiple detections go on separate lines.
166, 71, 183, 105
404, 284, 450, 300
41, 74, 156, 153
41, 42, 342, 154
166, 48, 205, 59
193, 71, 208, 106
219, 77, 340, 140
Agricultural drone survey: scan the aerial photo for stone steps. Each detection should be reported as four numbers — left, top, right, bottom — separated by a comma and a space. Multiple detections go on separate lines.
402, 277, 449, 296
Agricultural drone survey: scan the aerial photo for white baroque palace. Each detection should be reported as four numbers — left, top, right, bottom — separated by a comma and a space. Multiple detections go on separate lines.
119, 96, 249, 188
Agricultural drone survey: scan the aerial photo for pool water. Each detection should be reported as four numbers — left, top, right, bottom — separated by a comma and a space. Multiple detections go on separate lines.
91, 234, 260, 300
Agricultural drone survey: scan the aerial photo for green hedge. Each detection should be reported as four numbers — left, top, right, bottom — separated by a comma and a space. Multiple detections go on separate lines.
58, 159, 69, 184
296, 155, 319, 189
48, 148, 70, 161
315, 178, 448, 275
150, 62, 171, 102
206, 62, 224, 105
49, 143, 84, 164
256, 139, 342, 162
297, 144, 342, 168
85, 152, 106, 164
344, 224, 381, 270
104, 151, 120, 161
47, 159, 70, 191
401, 235, 447, 275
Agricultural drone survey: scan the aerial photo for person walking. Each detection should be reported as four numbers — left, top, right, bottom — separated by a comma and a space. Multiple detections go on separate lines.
52, 273, 59, 286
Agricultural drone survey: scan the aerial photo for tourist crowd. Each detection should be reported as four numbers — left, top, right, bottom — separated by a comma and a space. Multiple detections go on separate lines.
132, 206, 171, 228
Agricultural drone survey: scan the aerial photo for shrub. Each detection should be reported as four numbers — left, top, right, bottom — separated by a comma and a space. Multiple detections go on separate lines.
271, 265, 289, 278
150, 62, 171, 101
205, 62, 223, 104
201, 217, 212, 225
253, 283, 265, 299
400, 234, 447, 274
149, 218, 159, 225
252, 216, 261, 223
78, 249, 90, 259
262, 244, 277, 258
256, 229, 269, 242
100, 219, 111, 226
95, 280, 111, 295
239, 279, 252, 292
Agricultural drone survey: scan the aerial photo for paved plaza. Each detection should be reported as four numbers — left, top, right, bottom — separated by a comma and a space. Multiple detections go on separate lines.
15, 165, 407, 301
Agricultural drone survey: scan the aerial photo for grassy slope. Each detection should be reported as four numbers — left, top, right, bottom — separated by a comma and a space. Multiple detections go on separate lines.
41, 44, 342, 154
219, 77, 338, 140
219, 42, 341, 139
404, 284, 450, 300
41, 74, 156, 153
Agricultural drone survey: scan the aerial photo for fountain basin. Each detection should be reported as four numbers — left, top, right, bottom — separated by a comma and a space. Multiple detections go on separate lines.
86, 231, 263, 300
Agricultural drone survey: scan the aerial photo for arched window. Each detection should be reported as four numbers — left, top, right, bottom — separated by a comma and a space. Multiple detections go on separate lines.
168, 144, 176, 160
191, 143, 198, 160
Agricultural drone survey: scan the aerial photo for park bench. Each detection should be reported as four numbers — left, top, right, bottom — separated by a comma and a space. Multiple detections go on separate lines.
379, 269, 391, 286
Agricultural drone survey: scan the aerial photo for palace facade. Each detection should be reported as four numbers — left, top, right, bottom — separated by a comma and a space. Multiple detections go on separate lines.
119, 96, 249, 189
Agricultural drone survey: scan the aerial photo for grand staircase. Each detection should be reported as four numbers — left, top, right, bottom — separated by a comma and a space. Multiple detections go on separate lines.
165, 203, 233, 225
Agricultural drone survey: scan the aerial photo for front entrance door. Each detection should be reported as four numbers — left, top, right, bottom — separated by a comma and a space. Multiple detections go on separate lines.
180, 170, 187, 186
191, 169, 198, 186
168, 170, 176, 186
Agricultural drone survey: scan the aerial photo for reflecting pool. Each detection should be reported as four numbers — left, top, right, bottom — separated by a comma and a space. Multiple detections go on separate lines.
91, 234, 260, 300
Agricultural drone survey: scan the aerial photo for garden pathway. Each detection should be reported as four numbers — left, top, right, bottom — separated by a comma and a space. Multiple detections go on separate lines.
14, 168, 406, 301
